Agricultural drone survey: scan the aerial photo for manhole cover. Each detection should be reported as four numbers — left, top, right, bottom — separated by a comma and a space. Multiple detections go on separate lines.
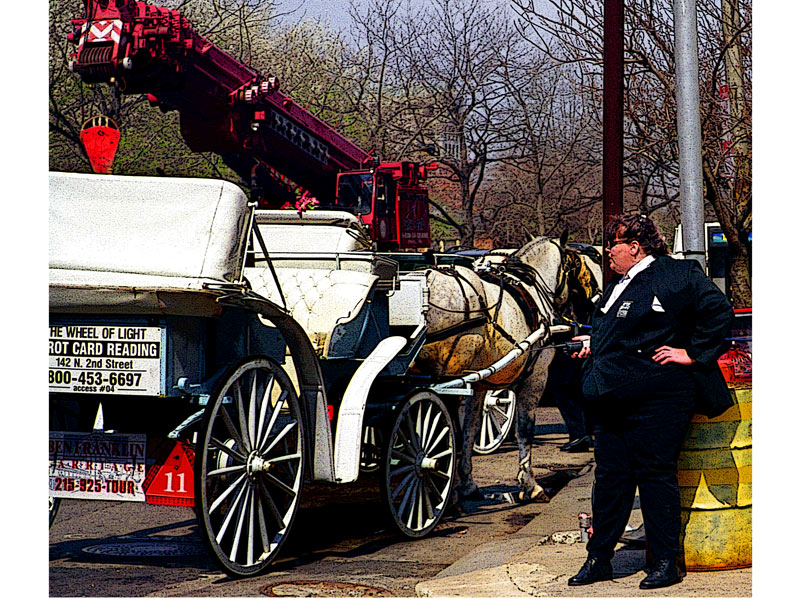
261, 581, 393, 597
82, 540, 206, 557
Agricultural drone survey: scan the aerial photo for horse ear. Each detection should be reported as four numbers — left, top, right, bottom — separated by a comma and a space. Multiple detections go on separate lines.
559, 229, 569, 247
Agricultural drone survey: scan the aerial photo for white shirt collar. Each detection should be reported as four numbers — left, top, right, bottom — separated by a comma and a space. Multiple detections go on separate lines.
621, 254, 655, 282
600, 254, 656, 313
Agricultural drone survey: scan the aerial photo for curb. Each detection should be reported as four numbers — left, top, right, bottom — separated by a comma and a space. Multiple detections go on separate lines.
416, 460, 595, 597
416, 458, 752, 597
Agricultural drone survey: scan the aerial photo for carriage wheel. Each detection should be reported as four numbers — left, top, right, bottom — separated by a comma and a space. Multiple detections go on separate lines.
381, 391, 455, 538
359, 426, 382, 473
473, 389, 516, 455
49, 497, 61, 528
196, 357, 304, 577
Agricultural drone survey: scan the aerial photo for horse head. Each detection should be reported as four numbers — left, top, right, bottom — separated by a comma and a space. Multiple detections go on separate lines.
562, 244, 602, 325
506, 232, 573, 322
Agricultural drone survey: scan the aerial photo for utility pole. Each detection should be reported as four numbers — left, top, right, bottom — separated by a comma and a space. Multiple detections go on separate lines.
673, 0, 706, 268
603, 0, 624, 284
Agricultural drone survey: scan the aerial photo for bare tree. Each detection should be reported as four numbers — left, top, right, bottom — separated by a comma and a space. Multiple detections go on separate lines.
49, 0, 283, 181
236, 10, 363, 129
512, 0, 751, 305
344, 0, 535, 247
476, 59, 603, 246
342, 0, 416, 159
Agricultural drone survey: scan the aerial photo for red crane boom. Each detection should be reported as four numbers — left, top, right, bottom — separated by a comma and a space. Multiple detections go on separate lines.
67, 1, 435, 249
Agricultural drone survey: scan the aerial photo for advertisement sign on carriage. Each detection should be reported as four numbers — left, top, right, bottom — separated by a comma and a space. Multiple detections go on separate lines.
48, 324, 163, 395
49, 432, 147, 501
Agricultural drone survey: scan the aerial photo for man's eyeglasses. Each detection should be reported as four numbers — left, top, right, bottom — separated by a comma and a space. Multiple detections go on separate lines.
606, 238, 631, 249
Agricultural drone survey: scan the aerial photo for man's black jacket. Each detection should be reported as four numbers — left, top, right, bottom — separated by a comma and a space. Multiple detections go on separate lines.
581, 255, 734, 417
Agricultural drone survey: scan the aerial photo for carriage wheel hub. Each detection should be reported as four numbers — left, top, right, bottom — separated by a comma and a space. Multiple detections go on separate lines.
247, 453, 270, 476
420, 456, 437, 470
415, 452, 437, 475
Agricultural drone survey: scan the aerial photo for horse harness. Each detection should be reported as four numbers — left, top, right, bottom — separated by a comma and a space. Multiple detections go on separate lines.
424, 265, 541, 349
425, 266, 491, 344
422, 241, 572, 387
473, 267, 552, 388
508, 238, 572, 313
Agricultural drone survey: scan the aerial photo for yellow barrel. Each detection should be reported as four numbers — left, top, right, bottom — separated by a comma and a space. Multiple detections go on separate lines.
677, 385, 752, 571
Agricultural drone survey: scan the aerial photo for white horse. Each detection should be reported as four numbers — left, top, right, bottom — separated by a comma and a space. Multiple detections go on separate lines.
494, 234, 574, 501
478, 238, 603, 502
413, 234, 569, 503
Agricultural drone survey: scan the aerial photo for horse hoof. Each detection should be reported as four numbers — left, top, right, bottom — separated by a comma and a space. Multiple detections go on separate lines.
530, 486, 550, 503
518, 486, 550, 504
531, 491, 550, 503
446, 498, 464, 515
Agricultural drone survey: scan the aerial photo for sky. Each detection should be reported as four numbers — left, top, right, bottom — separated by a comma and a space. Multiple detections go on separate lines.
281, 0, 358, 28
281, 0, 498, 30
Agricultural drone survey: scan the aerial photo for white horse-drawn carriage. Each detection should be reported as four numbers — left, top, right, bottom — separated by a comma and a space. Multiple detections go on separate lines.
49, 172, 582, 576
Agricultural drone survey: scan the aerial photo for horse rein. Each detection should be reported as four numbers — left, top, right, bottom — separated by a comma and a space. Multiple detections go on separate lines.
425, 266, 496, 315
424, 265, 543, 352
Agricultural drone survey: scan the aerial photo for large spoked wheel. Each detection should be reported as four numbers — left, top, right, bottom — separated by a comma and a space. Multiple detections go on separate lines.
359, 426, 382, 473
49, 496, 61, 528
381, 391, 456, 538
196, 357, 304, 577
473, 389, 516, 455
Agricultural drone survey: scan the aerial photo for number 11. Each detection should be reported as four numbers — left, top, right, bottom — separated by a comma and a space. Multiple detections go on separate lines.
164, 472, 186, 493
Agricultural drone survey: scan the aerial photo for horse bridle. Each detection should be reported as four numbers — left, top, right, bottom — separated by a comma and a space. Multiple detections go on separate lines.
561, 246, 601, 327
564, 248, 600, 296
505, 239, 569, 317
548, 239, 571, 310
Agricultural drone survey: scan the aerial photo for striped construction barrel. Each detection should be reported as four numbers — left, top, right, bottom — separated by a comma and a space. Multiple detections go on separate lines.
677, 385, 752, 571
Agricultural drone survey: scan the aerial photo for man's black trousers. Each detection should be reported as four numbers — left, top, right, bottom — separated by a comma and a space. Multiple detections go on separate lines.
546, 352, 590, 441
586, 372, 695, 562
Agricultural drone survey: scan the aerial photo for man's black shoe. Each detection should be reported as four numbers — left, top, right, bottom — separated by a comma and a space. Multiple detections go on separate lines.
561, 435, 593, 453
639, 559, 683, 589
567, 556, 613, 586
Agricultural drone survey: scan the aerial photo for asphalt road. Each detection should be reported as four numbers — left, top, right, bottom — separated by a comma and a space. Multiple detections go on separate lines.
49, 409, 580, 597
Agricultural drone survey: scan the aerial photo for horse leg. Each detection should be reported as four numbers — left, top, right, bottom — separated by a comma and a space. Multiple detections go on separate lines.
514, 353, 554, 503
456, 389, 485, 501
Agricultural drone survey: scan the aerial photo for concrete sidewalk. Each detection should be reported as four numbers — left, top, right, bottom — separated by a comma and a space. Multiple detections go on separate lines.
416, 445, 752, 597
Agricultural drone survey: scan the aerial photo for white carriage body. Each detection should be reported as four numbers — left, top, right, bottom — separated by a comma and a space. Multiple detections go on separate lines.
245, 209, 427, 481
49, 173, 251, 314
48, 172, 547, 574
48, 172, 427, 487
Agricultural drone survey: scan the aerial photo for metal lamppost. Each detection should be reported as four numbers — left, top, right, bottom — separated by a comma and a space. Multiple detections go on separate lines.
603, 0, 706, 277
673, 0, 706, 269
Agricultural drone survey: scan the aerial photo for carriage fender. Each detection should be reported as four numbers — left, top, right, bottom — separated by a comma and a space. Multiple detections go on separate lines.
217, 294, 335, 482
333, 336, 408, 483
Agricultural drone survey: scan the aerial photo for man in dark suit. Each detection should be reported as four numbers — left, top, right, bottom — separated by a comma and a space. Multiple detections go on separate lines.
566, 214, 733, 590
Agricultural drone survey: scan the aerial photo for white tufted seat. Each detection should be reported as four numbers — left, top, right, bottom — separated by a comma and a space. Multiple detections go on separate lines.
246, 265, 377, 358
246, 210, 398, 357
